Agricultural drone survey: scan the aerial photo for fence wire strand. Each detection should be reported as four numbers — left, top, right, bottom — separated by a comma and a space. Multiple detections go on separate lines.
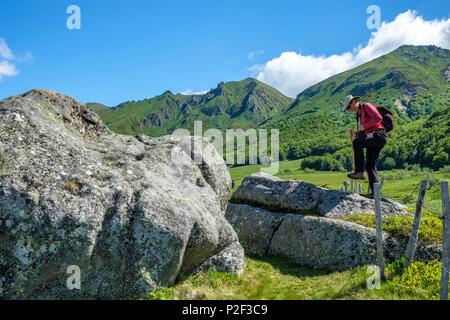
381, 181, 449, 298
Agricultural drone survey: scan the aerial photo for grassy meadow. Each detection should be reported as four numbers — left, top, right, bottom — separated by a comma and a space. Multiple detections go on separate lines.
148, 257, 446, 300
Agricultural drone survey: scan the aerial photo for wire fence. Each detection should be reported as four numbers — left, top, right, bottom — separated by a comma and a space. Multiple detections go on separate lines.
342, 178, 449, 299
381, 179, 449, 300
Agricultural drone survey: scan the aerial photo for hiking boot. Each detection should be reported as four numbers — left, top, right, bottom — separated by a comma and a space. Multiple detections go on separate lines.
361, 193, 374, 199
347, 172, 366, 180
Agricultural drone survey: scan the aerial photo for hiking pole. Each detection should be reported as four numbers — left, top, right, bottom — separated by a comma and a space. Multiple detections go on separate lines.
349, 129, 356, 193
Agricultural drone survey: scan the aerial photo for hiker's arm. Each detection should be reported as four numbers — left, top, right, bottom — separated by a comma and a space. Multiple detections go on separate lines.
364, 104, 382, 131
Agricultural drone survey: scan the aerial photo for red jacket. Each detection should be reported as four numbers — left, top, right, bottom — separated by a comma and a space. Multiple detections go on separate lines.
359, 103, 385, 134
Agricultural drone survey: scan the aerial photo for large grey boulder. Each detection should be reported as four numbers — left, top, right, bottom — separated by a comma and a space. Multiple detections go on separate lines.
231, 172, 407, 217
226, 204, 284, 257
0, 90, 244, 299
226, 204, 441, 271
226, 173, 439, 271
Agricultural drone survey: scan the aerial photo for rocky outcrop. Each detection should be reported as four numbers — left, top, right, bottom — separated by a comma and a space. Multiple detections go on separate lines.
445, 65, 450, 82
0, 90, 244, 300
225, 173, 439, 271
226, 203, 441, 271
231, 172, 407, 217
226, 204, 284, 258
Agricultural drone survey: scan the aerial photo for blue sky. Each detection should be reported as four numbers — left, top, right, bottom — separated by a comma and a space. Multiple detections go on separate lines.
0, 0, 448, 105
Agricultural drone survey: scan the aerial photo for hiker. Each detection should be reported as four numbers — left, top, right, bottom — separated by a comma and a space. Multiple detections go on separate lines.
343, 95, 388, 195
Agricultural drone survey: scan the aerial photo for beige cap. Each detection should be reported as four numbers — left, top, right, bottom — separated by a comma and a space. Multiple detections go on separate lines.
343, 95, 361, 111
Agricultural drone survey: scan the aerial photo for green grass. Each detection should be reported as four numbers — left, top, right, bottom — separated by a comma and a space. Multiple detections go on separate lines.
340, 211, 443, 244
147, 257, 448, 300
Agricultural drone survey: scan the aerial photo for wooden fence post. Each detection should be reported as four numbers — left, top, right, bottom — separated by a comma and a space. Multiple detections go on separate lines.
380, 176, 385, 192
373, 183, 385, 280
440, 181, 450, 300
404, 180, 429, 268
343, 181, 350, 193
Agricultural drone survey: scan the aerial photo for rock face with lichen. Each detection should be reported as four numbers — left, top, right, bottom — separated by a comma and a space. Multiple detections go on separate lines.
226, 173, 440, 271
0, 90, 244, 299
231, 172, 407, 217
445, 65, 450, 82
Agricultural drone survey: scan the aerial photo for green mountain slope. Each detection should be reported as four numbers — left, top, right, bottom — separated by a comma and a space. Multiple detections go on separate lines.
86, 102, 109, 114
262, 45, 450, 170
91, 45, 449, 170
96, 78, 294, 136
385, 106, 450, 170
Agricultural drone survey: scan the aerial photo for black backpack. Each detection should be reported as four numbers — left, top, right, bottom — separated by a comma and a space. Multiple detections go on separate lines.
377, 106, 394, 132
359, 104, 394, 133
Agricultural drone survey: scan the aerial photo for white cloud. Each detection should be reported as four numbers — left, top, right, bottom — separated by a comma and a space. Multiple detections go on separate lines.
248, 49, 265, 60
16, 52, 34, 63
254, 10, 450, 97
180, 89, 209, 96
0, 39, 14, 60
0, 61, 18, 79
0, 39, 20, 80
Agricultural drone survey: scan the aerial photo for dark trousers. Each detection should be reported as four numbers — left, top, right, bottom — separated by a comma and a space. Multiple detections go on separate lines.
353, 130, 388, 193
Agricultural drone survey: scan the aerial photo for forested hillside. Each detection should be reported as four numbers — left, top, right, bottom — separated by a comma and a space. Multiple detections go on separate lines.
264, 45, 450, 170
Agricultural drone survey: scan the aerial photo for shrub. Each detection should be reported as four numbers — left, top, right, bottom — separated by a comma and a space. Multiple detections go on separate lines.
389, 260, 443, 300
432, 151, 449, 170
300, 155, 344, 171
382, 157, 397, 170
341, 212, 442, 245
406, 164, 422, 172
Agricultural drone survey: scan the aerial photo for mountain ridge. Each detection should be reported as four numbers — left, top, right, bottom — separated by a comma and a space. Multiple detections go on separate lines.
89, 45, 450, 170
89, 78, 294, 136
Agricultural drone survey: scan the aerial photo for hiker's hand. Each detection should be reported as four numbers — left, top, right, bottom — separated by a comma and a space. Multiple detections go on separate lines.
348, 128, 356, 139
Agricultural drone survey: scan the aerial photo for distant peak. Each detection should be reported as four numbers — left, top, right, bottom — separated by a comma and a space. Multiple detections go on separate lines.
155, 90, 176, 100
395, 44, 449, 53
